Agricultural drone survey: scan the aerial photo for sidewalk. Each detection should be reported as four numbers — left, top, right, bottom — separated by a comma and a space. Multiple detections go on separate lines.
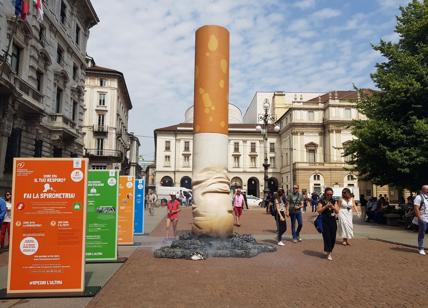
88, 207, 428, 307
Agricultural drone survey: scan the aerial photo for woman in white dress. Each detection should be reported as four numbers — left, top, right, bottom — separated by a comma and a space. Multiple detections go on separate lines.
338, 188, 360, 246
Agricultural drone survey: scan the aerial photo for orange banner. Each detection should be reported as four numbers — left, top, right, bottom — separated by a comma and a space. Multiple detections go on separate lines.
193, 25, 229, 135
118, 176, 135, 245
8, 158, 88, 294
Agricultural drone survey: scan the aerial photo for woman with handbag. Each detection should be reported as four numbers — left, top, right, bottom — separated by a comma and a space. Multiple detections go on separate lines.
274, 189, 288, 246
317, 187, 339, 261
338, 188, 360, 246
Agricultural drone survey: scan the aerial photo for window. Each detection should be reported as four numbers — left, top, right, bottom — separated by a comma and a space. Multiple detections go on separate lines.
96, 138, 104, 155
4, 128, 22, 173
250, 156, 256, 168
10, 44, 21, 74
72, 101, 78, 121
307, 149, 316, 163
92, 164, 107, 170
345, 108, 351, 119
233, 142, 239, 153
36, 71, 43, 92
34, 139, 43, 157
38, 25, 45, 42
269, 142, 275, 153
300, 94, 303, 101
285, 152, 289, 164
313, 174, 320, 181
165, 140, 171, 151
60, 1, 67, 24
347, 174, 356, 181
308, 111, 314, 121
75, 24, 80, 46
55, 87, 62, 113
233, 156, 240, 168
183, 155, 190, 167
270, 157, 276, 168
313, 183, 321, 194
56, 45, 63, 64
100, 78, 107, 87
73, 64, 78, 81
184, 141, 190, 152
98, 93, 106, 106
53, 146, 62, 157
97, 114, 105, 127
164, 155, 170, 167
250, 142, 256, 153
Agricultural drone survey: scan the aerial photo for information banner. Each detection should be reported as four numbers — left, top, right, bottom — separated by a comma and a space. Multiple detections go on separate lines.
8, 158, 88, 294
86, 170, 119, 261
134, 179, 145, 235
118, 176, 135, 245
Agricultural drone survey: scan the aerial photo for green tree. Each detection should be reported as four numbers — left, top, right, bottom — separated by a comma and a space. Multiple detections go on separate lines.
346, 0, 428, 191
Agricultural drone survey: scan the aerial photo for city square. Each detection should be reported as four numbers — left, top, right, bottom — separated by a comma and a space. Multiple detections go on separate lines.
0, 0, 427, 307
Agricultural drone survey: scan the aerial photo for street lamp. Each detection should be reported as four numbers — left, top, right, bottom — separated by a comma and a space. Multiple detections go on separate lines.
256, 99, 280, 198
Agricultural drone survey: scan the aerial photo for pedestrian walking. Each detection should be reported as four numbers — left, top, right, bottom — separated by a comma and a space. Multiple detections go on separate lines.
337, 188, 360, 246
0, 191, 11, 249
287, 185, 304, 243
414, 185, 428, 255
274, 189, 288, 246
146, 189, 157, 216
359, 194, 367, 222
243, 192, 248, 210
166, 192, 181, 239
233, 188, 246, 226
311, 192, 319, 213
0, 194, 6, 234
317, 187, 339, 261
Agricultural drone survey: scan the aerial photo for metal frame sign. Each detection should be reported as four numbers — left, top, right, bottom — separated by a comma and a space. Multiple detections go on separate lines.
86, 170, 119, 261
118, 176, 135, 245
8, 158, 88, 294
134, 179, 145, 235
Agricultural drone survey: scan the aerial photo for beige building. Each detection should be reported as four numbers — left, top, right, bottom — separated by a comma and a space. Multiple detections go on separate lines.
83, 59, 140, 176
0, 0, 98, 191
154, 90, 388, 199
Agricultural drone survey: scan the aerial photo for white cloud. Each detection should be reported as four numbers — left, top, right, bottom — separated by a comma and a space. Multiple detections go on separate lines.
293, 0, 316, 10
311, 8, 341, 20
86, 0, 402, 159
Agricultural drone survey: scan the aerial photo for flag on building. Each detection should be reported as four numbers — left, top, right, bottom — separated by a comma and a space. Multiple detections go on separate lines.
33, 0, 43, 22
21, 0, 30, 21
14, 0, 22, 17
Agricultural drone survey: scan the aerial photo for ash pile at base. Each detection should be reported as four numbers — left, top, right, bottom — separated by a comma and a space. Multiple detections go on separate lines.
154, 233, 277, 259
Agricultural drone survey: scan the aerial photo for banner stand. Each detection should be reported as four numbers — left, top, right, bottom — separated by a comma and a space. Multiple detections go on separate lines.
86, 256, 128, 264
0, 286, 102, 299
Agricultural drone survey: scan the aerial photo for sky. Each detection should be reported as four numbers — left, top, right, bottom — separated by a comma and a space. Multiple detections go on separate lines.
87, 0, 411, 160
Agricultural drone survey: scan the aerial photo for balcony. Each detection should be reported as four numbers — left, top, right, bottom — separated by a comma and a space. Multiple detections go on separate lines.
85, 149, 123, 158
95, 104, 108, 111
13, 77, 44, 114
93, 125, 108, 134
48, 114, 79, 140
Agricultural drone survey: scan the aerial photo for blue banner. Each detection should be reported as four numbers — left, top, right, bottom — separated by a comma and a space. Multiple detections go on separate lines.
134, 179, 145, 235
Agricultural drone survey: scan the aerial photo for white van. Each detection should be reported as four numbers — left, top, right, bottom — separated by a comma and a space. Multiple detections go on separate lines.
156, 186, 192, 204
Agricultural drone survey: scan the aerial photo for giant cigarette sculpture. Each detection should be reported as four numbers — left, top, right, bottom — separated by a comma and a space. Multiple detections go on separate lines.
192, 25, 233, 237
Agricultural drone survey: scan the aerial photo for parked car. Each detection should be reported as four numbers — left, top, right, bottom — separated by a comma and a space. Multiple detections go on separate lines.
246, 195, 263, 208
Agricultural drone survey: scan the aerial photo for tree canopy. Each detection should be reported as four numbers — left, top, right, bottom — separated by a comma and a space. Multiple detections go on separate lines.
346, 0, 428, 191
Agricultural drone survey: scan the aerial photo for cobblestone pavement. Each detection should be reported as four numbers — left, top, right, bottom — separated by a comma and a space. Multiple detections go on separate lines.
87, 207, 427, 308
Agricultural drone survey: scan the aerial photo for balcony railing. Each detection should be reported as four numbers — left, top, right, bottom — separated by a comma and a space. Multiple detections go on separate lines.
85, 149, 123, 158
13, 77, 44, 111
48, 114, 78, 138
93, 125, 108, 133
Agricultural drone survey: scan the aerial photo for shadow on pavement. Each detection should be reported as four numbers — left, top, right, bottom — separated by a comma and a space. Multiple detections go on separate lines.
390, 247, 418, 254
262, 229, 276, 234
303, 250, 325, 259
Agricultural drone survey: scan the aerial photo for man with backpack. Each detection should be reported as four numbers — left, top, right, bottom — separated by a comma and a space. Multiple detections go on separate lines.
414, 185, 428, 255
287, 185, 304, 243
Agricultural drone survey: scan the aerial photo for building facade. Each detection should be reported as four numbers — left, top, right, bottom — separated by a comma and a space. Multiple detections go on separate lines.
154, 90, 385, 199
82, 59, 138, 175
0, 0, 98, 192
